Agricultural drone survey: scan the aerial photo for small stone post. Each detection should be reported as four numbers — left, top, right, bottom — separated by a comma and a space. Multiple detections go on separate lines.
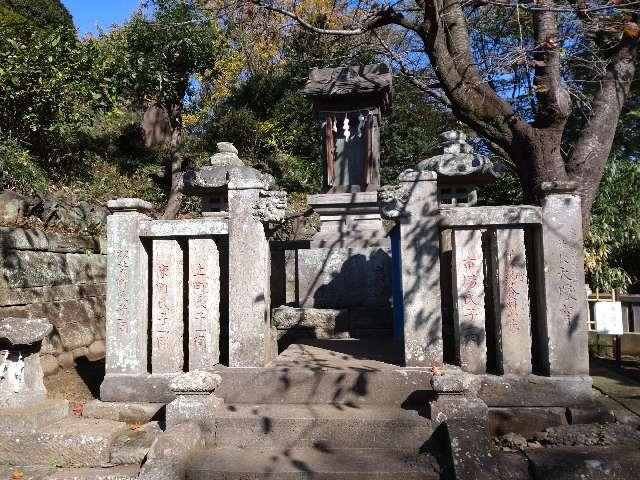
166, 370, 223, 432
398, 170, 443, 367
535, 182, 589, 375
104, 198, 152, 377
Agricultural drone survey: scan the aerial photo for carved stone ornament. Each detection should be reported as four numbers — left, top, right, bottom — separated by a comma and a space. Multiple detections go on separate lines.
378, 183, 411, 220
253, 190, 287, 223
416, 131, 502, 183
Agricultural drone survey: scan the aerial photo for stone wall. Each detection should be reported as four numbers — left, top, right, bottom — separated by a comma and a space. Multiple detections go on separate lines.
0, 227, 107, 376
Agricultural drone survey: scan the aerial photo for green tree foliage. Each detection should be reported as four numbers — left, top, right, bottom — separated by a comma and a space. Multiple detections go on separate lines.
0, 7, 117, 171
585, 156, 640, 293
0, 0, 74, 30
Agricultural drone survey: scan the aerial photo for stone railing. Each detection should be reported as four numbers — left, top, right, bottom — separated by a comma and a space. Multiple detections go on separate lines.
102, 155, 286, 402
104, 199, 227, 380
385, 172, 589, 377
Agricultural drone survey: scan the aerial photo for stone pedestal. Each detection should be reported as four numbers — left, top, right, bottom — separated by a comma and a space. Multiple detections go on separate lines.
535, 182, 589, 375
104, 198, 152, 377
307, 192, 388, 248
166, 371, 223, 432
397, 170, 443, 367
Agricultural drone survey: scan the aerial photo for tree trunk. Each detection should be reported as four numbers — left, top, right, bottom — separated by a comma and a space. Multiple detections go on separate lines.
162, 105, 184, 220
511, 127, 568, 204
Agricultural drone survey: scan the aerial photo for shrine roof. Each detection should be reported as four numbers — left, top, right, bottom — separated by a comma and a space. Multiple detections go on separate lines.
302, 63, 392, 98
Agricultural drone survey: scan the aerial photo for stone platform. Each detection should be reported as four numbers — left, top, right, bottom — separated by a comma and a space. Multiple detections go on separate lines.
101, 339, 594, 408
187, 447, 440, 480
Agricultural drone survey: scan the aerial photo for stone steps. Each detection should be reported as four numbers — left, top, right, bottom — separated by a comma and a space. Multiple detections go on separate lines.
0, 417, 129, 467
211, 404, 435, 450
0, 465, 139, 480
186, 447, 441, 480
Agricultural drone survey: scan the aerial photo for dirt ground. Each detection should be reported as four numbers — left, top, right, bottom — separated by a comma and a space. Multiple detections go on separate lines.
44, 358, 105, 406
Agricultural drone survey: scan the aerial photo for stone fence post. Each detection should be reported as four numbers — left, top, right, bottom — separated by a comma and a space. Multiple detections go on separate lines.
228, 179, 285, 368
104, 198, 152, 378
535, 182, 589, 375
381, 170, 443, 367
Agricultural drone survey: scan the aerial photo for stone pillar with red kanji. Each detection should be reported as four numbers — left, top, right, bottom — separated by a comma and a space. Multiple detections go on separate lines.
451, 229, 487, 373
188, 238, 220, 370
104, 198, 152, 377
490, 227, 532, 374
151, 239, 184, 373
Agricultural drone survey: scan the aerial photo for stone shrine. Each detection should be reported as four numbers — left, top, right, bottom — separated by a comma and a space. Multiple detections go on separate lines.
93, 82, 599, 479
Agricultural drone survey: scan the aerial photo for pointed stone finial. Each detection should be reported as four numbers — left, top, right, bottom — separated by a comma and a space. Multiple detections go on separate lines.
210, 142, 244, 167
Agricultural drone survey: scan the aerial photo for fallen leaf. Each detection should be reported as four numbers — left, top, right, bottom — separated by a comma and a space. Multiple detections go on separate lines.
624, 22, 640, 38
72, 404, 83, 415
130, 422, 142, 430
10, 471, 24, 479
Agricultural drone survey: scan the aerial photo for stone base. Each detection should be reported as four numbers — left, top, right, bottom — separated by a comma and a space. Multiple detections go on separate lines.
478, 374, 593, 407
0, 399, 69, 433
83, 399, 164, 423
489, 407, 568, 437
0, 417, 128, 467
297, 247, 392, 309
166, 394, 224, 432
101, 373, 176, 404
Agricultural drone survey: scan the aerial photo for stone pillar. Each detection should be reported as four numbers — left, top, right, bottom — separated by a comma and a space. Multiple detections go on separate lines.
227, 188, 273, 367
151, 239, 184, 373
535, 182, 589, 375
451, 229, 487, 373
490, 228, 532, 374
105, 198, 152, 376
188, 238, 220, 370
398, 170, 443, 367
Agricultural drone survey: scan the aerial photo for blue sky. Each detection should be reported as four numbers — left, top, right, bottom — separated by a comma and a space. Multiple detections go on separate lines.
62, 1, 140, 35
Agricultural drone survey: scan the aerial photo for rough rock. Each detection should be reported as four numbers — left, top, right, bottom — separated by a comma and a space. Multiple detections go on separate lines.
57, 351, 76, 368
209, 142, 243, 166
40, 353, 60, 376
489, 407, 568, 437
525, 446, 640, 479
272, 306, 348, 339
110, 421, 162, 465
430, 367, 481, 394
146, 422, 205, 461
0, 316, 52, 345
82, 400, 164, 424
72, 346, 89, 359
86, 340, 106, 361
0, 399, 68, 433
430, 396, 489, 423
534, 423, 640, 448
107, 198, 153, 212
498, 432, 528, 451
0, 417, 128, 467
0, 191, 31, 225
169, 370, 222, 394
